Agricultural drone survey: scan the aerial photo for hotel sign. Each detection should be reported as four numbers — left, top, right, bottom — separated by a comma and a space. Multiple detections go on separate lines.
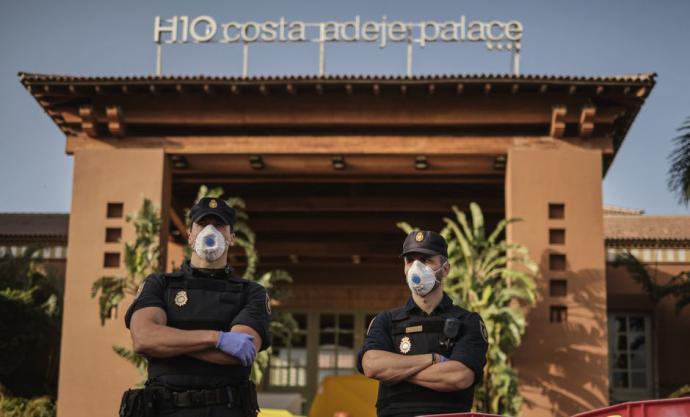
153, 16, 523, 76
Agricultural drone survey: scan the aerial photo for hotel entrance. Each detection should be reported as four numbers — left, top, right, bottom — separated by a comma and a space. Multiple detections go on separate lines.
19, 72, 655, 417
167, 173, 506, 409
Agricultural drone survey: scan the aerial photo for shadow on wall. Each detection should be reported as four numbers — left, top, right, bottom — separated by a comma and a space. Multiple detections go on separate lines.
518, 250, 608, 417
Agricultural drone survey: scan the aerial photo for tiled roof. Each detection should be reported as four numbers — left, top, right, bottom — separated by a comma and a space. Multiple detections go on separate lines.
604, 215, 690, 241
18, 72, 656, 85
0, 213, 69, 238
603, 205, 646, 216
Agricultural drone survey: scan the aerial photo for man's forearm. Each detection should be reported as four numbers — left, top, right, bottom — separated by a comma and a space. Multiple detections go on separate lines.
133, 323, 219, 358
187, 349, 241, 365
362, 350, 433, 382
406, 361, 475, 391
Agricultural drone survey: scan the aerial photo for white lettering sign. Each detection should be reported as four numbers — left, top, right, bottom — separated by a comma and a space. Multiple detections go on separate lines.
154, 15, 523, 49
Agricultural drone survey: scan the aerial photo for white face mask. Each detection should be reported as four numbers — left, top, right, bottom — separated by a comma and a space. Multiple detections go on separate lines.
192, 225, 228, 262
406, 260, 444, 297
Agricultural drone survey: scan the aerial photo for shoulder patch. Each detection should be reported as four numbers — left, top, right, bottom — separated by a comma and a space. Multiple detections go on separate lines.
366, 317, 376, 336
479, 316, 489, 342
265, 292, 272, 314
134, 281, 145, 299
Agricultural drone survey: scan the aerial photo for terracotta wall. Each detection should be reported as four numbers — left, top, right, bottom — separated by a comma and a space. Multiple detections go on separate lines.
56, 149, 170, 417
506, 144, 609, 417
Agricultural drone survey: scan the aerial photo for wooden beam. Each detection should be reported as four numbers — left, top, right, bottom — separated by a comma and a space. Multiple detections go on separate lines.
550, 106, 567, 138
66, 134, 614, 155
579, 106, 596, 138
237, 196, 504, 213
247, 214, 502, 233
106, 105, 125, 137
78, 105, 97, 137
174, 175, 505, 185
56, 96, 617, 126
169, 207, 188, 240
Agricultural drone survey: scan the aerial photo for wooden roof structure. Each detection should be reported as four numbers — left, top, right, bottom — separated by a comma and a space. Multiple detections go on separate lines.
19, 72, 655, 173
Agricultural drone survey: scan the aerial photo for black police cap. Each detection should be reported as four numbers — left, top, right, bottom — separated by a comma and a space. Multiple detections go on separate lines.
190, 197, 236, 227
401, 230, 448, 258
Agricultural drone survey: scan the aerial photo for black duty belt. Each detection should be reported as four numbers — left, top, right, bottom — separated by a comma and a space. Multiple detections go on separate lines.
152, 385, 238, 408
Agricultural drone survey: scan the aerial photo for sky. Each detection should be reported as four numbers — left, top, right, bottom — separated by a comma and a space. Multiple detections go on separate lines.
1, 0, 689, 214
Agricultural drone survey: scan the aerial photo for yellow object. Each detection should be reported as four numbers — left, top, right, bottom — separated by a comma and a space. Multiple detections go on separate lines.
259, 408, 299, 417
309, 374, 378, 417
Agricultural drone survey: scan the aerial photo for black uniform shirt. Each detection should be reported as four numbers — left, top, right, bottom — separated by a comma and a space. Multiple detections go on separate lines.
357, 293, 488, 416
124, 261, 271, 387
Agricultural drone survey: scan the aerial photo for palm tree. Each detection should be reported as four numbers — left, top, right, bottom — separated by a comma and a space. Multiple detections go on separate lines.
668, 115, 690, 206
399, 202, 537, 416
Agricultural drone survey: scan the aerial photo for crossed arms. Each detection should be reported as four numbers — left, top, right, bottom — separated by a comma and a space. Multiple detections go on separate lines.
361, 349, 475, 392
129, 306, 261, 365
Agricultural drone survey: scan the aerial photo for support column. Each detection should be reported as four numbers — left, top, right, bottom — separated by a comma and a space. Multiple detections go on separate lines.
57, 149, 171, 417
505, 145, 609, 417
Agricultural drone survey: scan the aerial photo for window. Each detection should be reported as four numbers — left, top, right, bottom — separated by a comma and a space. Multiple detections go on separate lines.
549, 253, 566, 271
103, 252, 120, 268
318, 314, 355, 383
550, 280, 567, 297
608, 313, 653, 402
665, 249, 675, 263
550, 305, 567, 323
549, 203, 565, 219
269, 313, 307, 387
106, 227, 122, 243
549, 229, 566, 245
679, 250, 687, 262
107, 202, 124, 218
606, 248, 619, 263
641, 249, 652, 262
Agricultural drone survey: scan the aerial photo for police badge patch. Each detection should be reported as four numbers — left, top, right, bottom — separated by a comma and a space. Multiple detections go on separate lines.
479, 317, 489, 342
399, 336, 412, 354
265, 293, 272, 314
174, 290, 188, 307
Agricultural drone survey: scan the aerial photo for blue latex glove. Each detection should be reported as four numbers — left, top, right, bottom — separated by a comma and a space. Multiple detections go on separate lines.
434, 353, 449, 364
216, 331, 256, 366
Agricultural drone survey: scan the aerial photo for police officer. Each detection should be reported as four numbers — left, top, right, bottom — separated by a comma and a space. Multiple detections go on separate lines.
121, 197, 271, 417
358, 230, 488, 417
